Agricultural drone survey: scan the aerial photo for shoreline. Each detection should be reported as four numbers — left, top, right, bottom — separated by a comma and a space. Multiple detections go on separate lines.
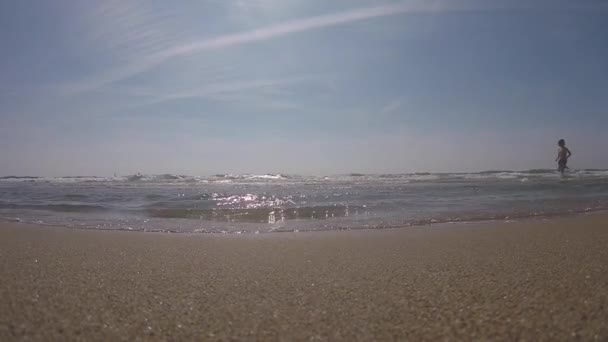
2, 208, 608, 235
1, 214, 607, 340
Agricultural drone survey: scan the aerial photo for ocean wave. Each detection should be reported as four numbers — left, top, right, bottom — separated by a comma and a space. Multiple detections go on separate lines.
248, 174, 287, 180
576, 169, 608, 177
5, 204, 608, 234
0, 202, 110, 213
2, 169, 608, 185
0, 176, 41, 180
0, 176, 103, 183
409, 174, 441, 181
461, 172, 525, 180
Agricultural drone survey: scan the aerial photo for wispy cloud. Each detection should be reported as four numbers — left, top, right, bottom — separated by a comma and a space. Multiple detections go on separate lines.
74, 0, 191, 61
114, 75, 325, 107
64, 1, 439, 94
66, 0, 582, 95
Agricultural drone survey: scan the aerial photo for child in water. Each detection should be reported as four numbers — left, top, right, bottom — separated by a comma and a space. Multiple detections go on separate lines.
556, 139, 572, 175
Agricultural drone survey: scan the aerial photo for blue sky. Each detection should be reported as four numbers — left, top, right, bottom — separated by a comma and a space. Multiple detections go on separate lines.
1, 0, 607, 176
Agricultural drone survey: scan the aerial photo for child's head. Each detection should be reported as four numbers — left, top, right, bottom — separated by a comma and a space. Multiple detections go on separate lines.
558, 139, 565, 147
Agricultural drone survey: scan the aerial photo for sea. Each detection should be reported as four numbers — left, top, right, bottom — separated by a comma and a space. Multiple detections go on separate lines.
1, 170, 608, 234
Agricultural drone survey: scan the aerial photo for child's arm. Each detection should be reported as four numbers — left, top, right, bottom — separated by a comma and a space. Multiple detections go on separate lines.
566, 148, 572, 158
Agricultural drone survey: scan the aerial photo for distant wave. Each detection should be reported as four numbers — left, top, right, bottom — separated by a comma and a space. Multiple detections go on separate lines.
0, 176, 41, 180
2, 169, 608, 185
522, 169, 556, 174
247, 174, 286, 180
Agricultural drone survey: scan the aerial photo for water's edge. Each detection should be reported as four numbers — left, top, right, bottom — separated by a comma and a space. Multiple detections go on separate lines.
2, 207, 606, 235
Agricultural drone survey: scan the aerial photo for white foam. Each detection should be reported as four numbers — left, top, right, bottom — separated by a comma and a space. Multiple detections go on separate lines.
407, 174, 440, 181
247, 174, 286, 180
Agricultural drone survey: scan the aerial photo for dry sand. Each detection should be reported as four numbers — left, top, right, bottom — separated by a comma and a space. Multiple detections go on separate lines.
1, 215, 607, 341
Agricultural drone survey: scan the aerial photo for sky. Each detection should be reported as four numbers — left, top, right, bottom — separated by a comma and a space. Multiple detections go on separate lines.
1, 0, 607, 176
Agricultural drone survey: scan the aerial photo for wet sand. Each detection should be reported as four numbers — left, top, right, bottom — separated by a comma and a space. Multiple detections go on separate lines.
1, 215, 607, 341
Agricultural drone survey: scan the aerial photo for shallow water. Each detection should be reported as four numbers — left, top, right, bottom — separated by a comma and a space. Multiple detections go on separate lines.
1, 170, 608, 233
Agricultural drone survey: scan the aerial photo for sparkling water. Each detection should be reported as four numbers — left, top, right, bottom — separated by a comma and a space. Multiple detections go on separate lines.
1, 170, 608, 233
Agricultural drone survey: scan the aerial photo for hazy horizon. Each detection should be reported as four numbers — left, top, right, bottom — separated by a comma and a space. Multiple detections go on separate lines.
2, 0, 608, 177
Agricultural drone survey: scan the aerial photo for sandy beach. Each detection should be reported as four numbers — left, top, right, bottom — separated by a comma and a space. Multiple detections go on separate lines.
1, 215, 607, 341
